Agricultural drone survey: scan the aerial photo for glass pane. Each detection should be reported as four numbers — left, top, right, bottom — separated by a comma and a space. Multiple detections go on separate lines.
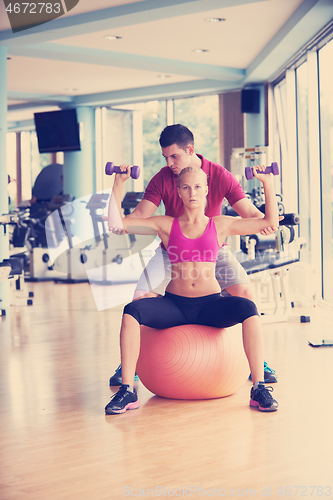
142, 101, 167, 189
296, 62, 311, 264
272, 80, 285, 194
174, 95, 219, 162
7, 133, 16, 210
102, 108, 133, 191
278, 80, 287, 137
21, 131, 32, 202
30, 131, 52, 187
319, 39, 333, 301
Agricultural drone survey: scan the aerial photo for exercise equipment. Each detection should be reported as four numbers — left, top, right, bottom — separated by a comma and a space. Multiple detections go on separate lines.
0, 260, 12, 316
136, 324, 249, 400
279, 213, 300, 226
48, 195, 100, 284
75, 192, 156, 285
45, 191, 158, 295
240, 212, 300, 257
1, 214, 34, 312
105, 162, 140, 179
308, 339, 333, 347
238, 212, 310, 323
224, 185, 310, 322
245, 162, 279, 180
0, 255, 34, 310
23, 195, 80, 282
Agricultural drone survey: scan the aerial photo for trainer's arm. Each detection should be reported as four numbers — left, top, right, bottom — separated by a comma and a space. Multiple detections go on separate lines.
231, 197, 264, 219
126, 199, 158, 219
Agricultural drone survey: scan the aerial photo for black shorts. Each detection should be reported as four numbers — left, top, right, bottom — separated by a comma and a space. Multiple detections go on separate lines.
123, 292, 258, 330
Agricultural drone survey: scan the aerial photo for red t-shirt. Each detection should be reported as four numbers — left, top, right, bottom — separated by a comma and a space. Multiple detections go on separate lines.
142, 155, 246, 217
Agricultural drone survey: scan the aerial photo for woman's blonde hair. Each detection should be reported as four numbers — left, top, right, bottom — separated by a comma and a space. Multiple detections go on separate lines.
177, 166, 208, 188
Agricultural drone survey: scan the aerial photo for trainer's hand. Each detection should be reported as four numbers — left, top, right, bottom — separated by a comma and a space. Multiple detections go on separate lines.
102, 215, 126, 235
259, 216, 284, 236
110, 227, 126, 235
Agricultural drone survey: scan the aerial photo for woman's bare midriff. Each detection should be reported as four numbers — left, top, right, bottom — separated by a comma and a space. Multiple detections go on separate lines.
165, 262, 221, 297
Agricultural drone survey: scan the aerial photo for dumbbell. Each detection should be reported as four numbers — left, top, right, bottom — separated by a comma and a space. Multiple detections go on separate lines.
245, 162, 279, 180
279, 213, 300, 226
105, 162, 140, 179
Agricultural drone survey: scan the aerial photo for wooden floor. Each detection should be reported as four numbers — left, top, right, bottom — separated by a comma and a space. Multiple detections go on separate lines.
1, 281, 333, 500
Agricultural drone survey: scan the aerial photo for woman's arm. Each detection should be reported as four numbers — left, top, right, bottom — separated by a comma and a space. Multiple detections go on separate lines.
106, 166, 168, 236
216, 166, 279, 237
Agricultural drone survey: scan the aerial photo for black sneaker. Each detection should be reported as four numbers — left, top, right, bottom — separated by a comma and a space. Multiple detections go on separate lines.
109, 364, 139, 386
105, 385, 140, 415
250, 384, 278, 412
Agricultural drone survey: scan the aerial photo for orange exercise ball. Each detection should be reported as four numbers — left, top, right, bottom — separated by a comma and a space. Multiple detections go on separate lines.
136, 324, 249, 400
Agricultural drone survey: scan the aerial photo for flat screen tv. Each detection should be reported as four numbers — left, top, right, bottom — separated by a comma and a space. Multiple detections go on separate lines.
34, 109, 81, 153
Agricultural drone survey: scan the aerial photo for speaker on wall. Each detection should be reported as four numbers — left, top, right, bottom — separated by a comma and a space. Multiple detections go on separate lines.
241, 89, 260, 114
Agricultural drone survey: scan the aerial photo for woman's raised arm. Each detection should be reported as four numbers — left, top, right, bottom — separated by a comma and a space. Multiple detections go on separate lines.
216, 166, 279, 238
106, 165, 169, 236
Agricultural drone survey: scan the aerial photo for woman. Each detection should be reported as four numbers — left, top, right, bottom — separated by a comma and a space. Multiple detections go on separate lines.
105, 165, 279, 414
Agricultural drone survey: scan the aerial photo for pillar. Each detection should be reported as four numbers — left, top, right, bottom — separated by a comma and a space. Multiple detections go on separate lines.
62, 106, 96, 243
63, 106, 95, 199
0, 46, 10, 313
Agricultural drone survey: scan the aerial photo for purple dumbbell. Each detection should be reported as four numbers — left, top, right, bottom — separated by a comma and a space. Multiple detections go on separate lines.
245, 162, 279, 180
105, 162, 140, 179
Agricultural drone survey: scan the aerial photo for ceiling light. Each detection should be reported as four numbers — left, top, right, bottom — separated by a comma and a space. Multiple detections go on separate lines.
103, 35, 122, 40
205, 17, 226, 23
192, 49, 209, 53
157, 75, 171, 79
65, 88, 78, 92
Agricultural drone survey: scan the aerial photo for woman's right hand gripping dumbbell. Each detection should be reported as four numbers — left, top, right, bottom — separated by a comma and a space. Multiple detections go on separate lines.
113, 164, 133, 183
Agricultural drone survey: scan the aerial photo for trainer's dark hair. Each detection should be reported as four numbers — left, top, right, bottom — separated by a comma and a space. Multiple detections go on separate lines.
159, 124, 194, 151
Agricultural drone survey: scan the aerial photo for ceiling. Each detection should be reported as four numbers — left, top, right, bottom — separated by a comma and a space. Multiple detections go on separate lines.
1, 0, 333, 128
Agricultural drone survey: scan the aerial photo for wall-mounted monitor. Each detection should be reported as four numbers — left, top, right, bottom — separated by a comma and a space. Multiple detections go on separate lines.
34, 108, 81, 153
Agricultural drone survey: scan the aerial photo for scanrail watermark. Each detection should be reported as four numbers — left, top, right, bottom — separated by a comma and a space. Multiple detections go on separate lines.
3, 0, 80, 33
123, 486, 257, 497
122, 485, 332, 497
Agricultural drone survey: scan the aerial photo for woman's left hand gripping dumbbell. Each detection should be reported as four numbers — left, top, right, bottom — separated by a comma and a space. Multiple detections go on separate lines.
104, 164, 133, 235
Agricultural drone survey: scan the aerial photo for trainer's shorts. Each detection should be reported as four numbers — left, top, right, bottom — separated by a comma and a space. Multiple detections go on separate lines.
135, 245, 250, 296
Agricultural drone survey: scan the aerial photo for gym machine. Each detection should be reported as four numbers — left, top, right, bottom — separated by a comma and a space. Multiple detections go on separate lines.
29, 195, 83, 281
46, 195, 93, 283
0, 213, 34, 312
80, 190, 158, 285
9, 195, 83, 282
223, 161, 309, 323
44, 189, 158, 286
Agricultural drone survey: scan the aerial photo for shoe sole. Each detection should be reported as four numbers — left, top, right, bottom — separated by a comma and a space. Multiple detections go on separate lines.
105, 400, 140, 415
248, 374, 278, 383
249, 400, 278, 412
